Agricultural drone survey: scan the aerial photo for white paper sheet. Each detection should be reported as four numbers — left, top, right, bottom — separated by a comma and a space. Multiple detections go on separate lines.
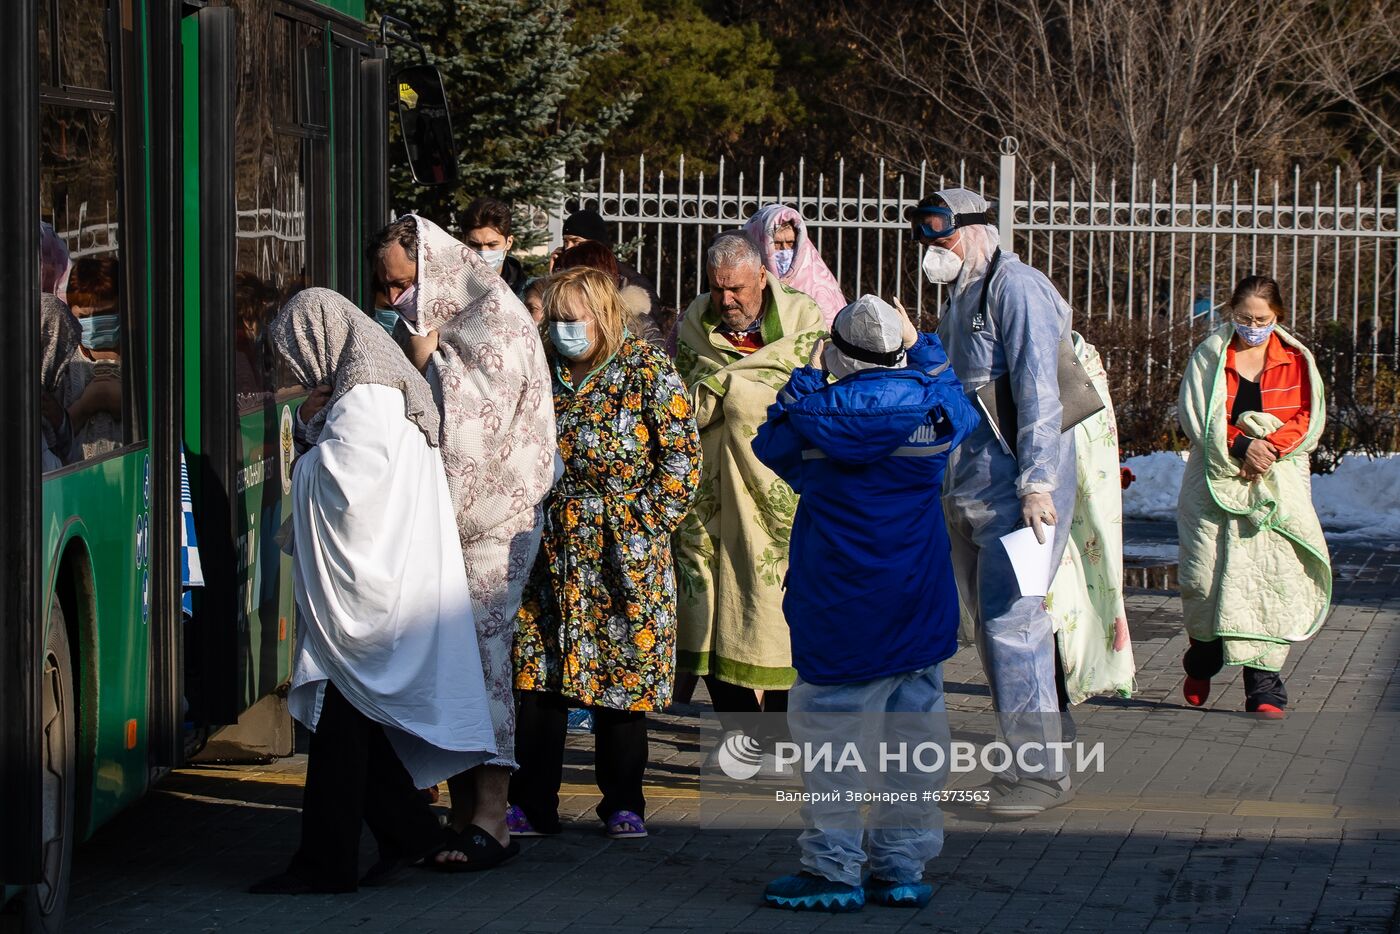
1000, 526, 1055, 597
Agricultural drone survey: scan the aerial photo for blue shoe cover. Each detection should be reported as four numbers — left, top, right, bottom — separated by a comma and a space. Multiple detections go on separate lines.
763, 873, 865, 912
865, 878, 933, 907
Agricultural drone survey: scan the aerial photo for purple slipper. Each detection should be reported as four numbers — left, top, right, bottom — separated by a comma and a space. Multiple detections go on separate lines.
604, 809, 648, 839
506, 804, 547, 837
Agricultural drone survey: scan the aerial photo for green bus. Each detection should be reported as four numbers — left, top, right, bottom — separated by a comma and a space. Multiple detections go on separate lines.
0, 1, 450, 928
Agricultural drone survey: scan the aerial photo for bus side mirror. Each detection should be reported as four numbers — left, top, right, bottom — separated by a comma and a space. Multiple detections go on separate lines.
393, 64, 456, 186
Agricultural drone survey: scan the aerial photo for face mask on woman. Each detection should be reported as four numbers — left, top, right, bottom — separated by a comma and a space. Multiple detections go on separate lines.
392, 284, 418, 320
772, 248, 795, 277
1235, 322, 1276, 346
80, 313, 121, 351
475, 249, 507, 273
550, 320, 592, 360
921, 245, 963, 284
373, 308, 399, 334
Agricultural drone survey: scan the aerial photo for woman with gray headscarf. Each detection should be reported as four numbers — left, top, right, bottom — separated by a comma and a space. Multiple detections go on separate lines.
251, 288, 496, 894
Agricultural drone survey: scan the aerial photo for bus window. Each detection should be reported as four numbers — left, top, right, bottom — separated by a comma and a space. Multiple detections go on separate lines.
232, 3, 330, 412
57, 0, 110, 91
38, 0, 133, 470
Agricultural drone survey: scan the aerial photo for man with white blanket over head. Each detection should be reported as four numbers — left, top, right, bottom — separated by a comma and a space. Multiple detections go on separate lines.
252, 288, 496, 895
369, 214, 557, 869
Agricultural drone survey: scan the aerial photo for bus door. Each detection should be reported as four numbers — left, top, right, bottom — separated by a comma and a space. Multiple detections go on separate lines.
186, 0, 372, 750
1, 0, 44, 887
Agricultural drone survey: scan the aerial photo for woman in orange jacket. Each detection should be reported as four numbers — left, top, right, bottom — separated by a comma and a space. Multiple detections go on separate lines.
1178, 276, 1329, 717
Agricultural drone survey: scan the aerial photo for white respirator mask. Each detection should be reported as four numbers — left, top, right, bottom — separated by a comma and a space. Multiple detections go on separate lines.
921, 246, 963, 285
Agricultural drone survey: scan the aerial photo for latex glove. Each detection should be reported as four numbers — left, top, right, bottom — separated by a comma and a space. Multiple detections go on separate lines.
1021, 491, 1057, 545
1241, 439, 1278, 481
808, 337, 826, 369
891, 295, 919, 349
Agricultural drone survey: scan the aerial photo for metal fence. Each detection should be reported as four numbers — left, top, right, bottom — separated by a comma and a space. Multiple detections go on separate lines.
571, 143, 1400, 426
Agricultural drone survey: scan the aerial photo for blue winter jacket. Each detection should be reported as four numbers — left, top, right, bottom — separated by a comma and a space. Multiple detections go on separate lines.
752, 333, 980, 685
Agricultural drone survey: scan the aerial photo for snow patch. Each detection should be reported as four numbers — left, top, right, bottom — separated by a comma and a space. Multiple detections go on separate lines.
1121, 452, 1187, 522
1122, 452, 1400, 542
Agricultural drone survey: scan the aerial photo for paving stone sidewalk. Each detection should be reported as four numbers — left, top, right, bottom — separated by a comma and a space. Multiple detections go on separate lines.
67, 535, 1400, 933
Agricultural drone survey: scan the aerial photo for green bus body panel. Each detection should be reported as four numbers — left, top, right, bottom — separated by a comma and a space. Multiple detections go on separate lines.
41, 451, 153, 838
319, 1, 366, 18
28, 0, 372, 852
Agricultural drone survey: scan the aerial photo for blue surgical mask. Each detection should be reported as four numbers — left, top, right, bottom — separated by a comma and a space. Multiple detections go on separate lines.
1235, 322, 1275, 346
772, 248, 795, 277
372, 308, 399, 334
80, 313, 121, 351
475, 248, 506, 273
392, 284, 418, 320
549, 320, 592, 360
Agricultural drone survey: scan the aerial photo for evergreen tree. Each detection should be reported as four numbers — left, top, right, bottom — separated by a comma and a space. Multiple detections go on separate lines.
567, 0, 798, 170
368, 0, 634, 246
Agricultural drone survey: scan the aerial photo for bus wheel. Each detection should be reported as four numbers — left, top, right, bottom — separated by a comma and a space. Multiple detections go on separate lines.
23, 605, 76, 934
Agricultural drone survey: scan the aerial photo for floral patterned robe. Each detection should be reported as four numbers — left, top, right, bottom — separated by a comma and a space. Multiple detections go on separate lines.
514, 336, 702, 711
406, 215, 557, 769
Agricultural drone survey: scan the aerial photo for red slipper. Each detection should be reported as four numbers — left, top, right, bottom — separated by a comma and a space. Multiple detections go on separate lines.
1252, 703, 1286, 719
1183, 676, 1210, 707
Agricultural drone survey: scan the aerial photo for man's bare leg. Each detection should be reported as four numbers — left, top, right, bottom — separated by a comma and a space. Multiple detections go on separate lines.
446, 765, 509, 842
437, 765, 512, 867
469, 765, 511, 844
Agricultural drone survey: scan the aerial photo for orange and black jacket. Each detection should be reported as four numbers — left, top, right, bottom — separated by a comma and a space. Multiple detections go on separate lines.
1223, 334, 1311, 459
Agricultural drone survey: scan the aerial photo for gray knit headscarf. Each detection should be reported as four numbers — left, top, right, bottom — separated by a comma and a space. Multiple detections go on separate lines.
269, 287, 441, 446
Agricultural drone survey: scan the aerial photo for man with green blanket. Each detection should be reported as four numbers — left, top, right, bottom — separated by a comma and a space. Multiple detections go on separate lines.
674, 232, 825, 730
1176, 276, 1331, 718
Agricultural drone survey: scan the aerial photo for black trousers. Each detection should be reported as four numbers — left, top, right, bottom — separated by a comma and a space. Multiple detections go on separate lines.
703, 674, 789, 745
288, 682, 445, 890
1183, 637, 1288, 709
1054, 644, 1071, 711
509, 690, 648, 832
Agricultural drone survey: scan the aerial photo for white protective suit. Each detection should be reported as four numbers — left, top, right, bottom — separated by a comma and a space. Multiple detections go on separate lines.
934, 188, 1075, 783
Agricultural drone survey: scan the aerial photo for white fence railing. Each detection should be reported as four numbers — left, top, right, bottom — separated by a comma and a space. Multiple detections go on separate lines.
572, 143, 1400, 402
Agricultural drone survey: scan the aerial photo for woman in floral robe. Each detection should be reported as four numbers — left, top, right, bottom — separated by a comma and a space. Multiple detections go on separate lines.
510, 267, 701, 839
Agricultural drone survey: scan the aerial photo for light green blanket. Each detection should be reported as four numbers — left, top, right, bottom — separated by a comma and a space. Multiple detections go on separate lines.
673, 273, 825, 689
1045, 335, 1137, 703
1176, 325, 1331, 671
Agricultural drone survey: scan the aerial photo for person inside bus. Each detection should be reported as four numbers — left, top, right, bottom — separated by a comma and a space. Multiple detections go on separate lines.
458, 196, 529, 299
40, 293, 81, 471
252, 288, 498, 894
368, 214, 556, 871
234, 272, 279, 401
64, 254, 123, 460
40, 220, 71, 301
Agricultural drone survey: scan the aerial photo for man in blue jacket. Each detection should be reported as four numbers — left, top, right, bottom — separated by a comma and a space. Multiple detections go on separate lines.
752, 295, 978, 913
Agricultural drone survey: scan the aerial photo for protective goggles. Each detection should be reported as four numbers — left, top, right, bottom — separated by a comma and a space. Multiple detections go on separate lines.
906, 205, 993, 242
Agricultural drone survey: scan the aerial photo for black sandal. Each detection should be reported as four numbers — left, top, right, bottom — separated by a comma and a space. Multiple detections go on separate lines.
431, 824, 520, 873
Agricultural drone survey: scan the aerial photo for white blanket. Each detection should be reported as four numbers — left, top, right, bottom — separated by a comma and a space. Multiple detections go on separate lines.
288, 383, 496, 787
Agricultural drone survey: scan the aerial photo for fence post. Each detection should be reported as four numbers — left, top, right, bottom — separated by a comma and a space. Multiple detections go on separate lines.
998, 136, 1018, 252
546, 160, 566, 249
